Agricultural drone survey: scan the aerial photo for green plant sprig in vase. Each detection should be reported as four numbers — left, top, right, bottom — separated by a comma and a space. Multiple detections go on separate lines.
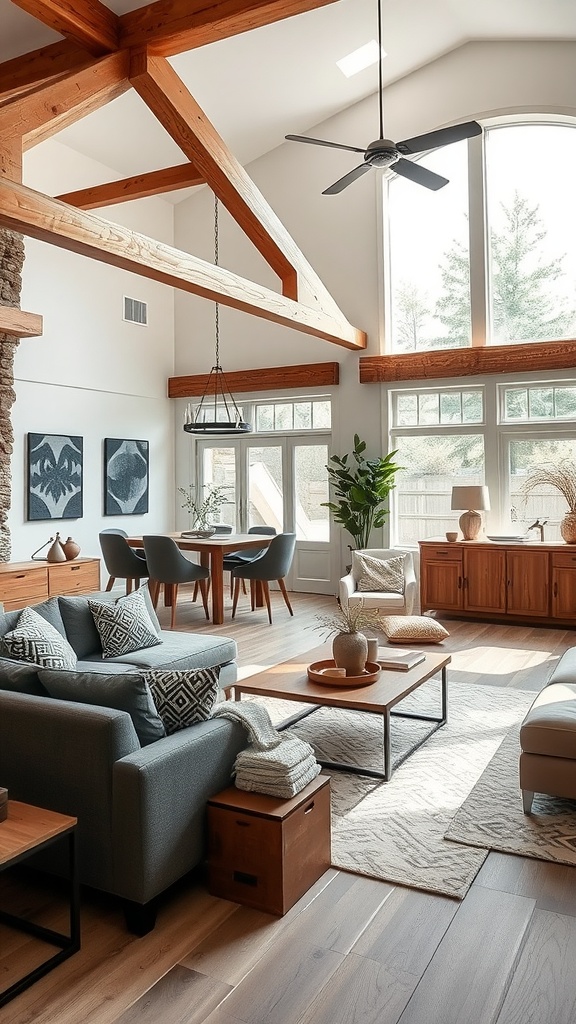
178, 483, 229, 533
316, 602, 383, 677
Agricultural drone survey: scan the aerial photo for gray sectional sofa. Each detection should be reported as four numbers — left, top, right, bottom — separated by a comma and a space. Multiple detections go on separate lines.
0, 589, 247, 933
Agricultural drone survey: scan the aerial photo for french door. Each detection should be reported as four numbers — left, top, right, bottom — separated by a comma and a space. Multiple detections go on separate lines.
196, 435, 333, 594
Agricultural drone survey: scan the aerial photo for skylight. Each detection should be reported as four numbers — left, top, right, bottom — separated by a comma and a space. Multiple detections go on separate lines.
336, 40, 385, 78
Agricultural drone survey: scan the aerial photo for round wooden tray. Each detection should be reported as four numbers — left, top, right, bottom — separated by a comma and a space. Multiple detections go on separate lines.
307, 660, 381, 687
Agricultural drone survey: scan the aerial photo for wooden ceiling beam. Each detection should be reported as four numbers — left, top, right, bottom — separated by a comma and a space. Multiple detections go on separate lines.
119, 0, 340, 58
0, 139, 23, 182
0, 51, 130, 150
169, 362, 339, 398
11, 0, 120, 55
0, 178, 365, 349
129, 48, 358, 341
359, 341, 576, 382
56, 162, 206, 209
0, 40, 91, 103
0, 306, 43, 338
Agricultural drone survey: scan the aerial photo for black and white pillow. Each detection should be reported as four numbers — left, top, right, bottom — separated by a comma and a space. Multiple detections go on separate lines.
89, 590, 162, 659
144, 667, 221, 734
2, 606, 77, 670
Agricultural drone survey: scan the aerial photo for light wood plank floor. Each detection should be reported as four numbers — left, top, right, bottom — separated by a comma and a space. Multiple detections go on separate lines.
1, 589, 575, 1024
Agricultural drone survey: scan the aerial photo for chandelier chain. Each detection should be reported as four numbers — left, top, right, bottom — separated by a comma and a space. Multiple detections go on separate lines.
214, 194, 220, 368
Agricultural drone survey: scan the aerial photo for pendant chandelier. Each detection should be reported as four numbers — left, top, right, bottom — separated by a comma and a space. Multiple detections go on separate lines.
183, 195, 251, 435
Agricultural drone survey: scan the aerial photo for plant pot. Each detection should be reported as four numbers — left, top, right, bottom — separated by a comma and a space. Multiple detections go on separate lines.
561, 512, 576, 544
332, 631, 368, 677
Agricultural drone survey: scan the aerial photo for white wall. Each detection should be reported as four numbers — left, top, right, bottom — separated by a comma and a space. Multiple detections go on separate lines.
9, 139, 176, 563
173, 39, 576, 564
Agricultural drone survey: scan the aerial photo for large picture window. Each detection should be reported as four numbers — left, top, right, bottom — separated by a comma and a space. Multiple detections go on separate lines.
385, 119, 576, 352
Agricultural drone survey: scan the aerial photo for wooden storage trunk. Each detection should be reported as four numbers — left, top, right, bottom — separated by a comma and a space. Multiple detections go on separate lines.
207, 774, 331, 915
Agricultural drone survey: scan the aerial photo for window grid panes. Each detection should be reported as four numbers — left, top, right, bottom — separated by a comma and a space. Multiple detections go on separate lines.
392, 388, 484, 427
255, 399, 331, 432
502, 385, 576, 422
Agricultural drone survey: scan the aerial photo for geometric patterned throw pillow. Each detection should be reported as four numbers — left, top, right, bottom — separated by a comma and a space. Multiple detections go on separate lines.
143, 667, 221, 734
353, 551, 406, 593
2, 605, 77, 669
89, 589, 162, 659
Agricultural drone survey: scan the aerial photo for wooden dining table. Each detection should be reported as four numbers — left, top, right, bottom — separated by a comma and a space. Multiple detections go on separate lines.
127, 532, 275, 626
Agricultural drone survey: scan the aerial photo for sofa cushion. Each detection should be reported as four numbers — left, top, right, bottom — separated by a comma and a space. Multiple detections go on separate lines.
89, 590, 162, 659
82, 631, 238, 673
38, 668, 165, 746
2, 606, 77, 669
144, 667, 220, 734
382, 615, 449, 644
353, 551, 406, 594
58, 585, 161, 659
0, 655, 48, 695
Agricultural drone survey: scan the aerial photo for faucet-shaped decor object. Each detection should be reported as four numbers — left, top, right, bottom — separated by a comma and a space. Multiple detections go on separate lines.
528, 518, 548, 542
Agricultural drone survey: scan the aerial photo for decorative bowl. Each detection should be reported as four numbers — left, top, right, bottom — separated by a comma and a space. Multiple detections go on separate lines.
307, 660, 381, 687
180, 529, 217, 538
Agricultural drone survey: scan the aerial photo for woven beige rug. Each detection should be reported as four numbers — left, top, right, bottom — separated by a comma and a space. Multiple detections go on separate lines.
254, 680, 535, 899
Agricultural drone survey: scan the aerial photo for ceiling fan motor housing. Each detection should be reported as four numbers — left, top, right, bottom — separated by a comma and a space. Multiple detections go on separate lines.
364, 140, 400, 167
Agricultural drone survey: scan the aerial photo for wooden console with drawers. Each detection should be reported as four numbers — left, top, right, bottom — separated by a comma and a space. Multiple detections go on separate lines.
0, 558, 100, 611
419, 539, 576, 627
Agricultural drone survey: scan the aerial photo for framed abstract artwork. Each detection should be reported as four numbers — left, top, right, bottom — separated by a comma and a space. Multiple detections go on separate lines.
27, 432, 83, 521
104, 438, 149, 515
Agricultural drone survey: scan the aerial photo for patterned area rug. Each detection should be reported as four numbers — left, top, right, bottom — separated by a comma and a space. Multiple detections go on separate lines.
445, 726, 576, 865
255, 680, 535, 899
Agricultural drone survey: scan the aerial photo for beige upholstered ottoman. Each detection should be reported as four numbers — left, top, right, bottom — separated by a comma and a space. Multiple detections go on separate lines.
520, 659, 576, 814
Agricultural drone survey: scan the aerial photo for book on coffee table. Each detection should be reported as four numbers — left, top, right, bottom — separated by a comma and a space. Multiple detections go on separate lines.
377, 649, 426, 671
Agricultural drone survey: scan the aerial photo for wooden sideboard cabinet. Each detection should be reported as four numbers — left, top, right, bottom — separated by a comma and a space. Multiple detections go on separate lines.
0, 558, 100, 612
419, 540, 576, 627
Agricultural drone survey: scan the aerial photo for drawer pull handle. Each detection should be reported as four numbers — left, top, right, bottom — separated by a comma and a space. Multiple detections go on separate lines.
233, 871, 257, 887
554, 582, 558, 597
71, 565, 80, 571
15, 573, 25, 578
235, 820, 250, 827
304, 801, 315, 814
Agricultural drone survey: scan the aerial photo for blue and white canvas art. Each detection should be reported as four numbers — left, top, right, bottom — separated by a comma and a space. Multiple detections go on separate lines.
27, 433, 83, 521
104, 438, 149, 515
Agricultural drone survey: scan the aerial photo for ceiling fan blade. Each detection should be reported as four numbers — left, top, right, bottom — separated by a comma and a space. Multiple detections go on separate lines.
392, 158, 449, 191
285, 134, 366, 155
396, 120, 482, 155
322, 162, 372, 195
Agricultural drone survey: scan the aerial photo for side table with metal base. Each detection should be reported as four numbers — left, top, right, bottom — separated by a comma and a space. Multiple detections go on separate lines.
0, 800, 80, 1008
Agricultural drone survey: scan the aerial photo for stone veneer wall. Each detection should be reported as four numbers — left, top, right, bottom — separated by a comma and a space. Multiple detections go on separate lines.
0, 229, 25, 561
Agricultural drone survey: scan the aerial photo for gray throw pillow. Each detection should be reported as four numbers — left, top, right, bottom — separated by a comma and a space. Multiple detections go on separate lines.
353, 551, 406, 594
144, 667, 221, 735
2, 606, 77, 670
38, 668, 165, 746
0, 655, 48, 695
89, 590, 162, 659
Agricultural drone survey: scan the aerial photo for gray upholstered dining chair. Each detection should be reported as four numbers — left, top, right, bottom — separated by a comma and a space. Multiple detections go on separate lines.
99, 531, 149, 595
223, 525, 277, 596
143, 535, 210, 629
231, 532, 296, 624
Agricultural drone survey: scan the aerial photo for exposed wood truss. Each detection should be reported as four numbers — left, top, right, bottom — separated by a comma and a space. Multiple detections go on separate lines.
0, 306, 43, 338
168, 362, 340, 397
0, 0, 365, 352
359, 340, 576, 383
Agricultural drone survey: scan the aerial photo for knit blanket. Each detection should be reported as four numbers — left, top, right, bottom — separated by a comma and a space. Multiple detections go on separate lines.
212, 701, 282, 750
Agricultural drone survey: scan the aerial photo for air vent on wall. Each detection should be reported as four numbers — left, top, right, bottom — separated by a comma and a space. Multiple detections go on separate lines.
123, 296, 148, 326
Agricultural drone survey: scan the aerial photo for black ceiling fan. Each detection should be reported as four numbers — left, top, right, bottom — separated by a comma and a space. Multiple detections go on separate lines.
285, 0, 482, 195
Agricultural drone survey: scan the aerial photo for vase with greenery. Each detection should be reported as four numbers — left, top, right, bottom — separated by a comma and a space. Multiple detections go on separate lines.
322, 434, 402, 551
316, 602, 383, 676
520, 460, 576, 543
178, 483, 229, 534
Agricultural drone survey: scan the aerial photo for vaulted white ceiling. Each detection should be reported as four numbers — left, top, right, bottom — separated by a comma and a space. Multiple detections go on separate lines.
2, 0, 575, 186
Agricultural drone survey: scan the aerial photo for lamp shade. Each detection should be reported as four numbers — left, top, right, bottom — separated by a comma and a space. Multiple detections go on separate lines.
450, 485, 490, 512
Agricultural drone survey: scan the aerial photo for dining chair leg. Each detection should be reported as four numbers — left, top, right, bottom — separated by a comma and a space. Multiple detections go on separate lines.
149, 579, 160, 608
105, 576, 115, 592
278, 578, 294, 616
198, 579, 210, 620
262, 580, 272, 624
250, 580, 256, 611
231, 577, 241, 618
192, 582, 199, 602
126, 578, 134, 595
170, 584, 179, 630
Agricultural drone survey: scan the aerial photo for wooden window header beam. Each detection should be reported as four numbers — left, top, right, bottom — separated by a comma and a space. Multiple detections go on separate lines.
11, 0, 120, 56
359, 341, 576, 383
169, 362, 339, 398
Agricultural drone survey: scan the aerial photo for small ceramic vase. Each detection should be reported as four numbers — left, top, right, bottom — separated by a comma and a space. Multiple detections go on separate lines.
62, 536, 81, 560
332, 631, 368, 677
46, 532, 66, 563
560, 512, 576, 544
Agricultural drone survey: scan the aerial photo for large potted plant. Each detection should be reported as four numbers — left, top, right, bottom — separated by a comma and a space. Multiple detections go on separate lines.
323, 434, 402, 551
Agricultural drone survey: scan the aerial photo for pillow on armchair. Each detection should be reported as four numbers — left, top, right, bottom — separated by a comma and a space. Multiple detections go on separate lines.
353, 551, 406, 593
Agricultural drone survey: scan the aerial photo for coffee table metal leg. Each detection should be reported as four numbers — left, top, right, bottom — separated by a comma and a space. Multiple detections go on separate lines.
383, 707, 391, 781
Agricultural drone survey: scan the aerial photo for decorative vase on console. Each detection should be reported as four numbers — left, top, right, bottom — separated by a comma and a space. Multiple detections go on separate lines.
62, 537, 81, 560
520, 461, 576, 545
316, 601, 383, 677
46, 533, 66, 563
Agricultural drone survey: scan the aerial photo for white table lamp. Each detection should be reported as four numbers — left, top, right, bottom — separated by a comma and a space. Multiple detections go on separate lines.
451, 485, 490, 541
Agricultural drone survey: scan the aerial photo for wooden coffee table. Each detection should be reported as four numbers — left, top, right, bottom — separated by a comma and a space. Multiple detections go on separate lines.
231, 644, 450, 781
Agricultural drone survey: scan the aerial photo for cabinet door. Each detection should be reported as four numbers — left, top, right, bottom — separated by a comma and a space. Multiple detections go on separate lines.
552, 567, 576, 621
463, 547, 506, 613
421, 557, 463, 612
506, 549, 549, 617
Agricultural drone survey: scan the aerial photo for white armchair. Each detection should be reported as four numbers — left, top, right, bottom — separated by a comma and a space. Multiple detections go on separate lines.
339, 548, 417, 616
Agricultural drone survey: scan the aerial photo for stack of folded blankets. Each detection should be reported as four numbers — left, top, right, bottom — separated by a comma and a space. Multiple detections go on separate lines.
212, 701, 320, 799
